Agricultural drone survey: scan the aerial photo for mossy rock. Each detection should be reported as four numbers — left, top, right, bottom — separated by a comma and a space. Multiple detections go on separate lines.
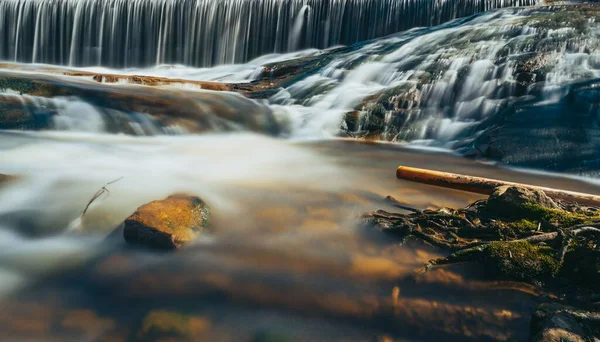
123, 194, 211, 250
137, 310, 210, 341
484, 241, 560, 281
484, 241, 560, 282
480, 186, 597, 228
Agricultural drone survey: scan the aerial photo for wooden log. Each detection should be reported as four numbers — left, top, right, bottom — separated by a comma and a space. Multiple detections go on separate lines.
396, 166, 600, 207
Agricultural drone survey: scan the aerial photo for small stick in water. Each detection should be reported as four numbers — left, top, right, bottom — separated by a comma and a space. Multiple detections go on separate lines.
81, 177, 124, 217
384, 195, 421, 213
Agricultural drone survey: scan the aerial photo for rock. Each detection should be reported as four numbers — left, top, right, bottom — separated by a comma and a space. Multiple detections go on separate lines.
533, 314, 586, 342
123, 194, 210, 250
531, 303, 589, 342
488, 186, 559, 210
0, 71, 283, 136
0, 174, 15, 185
137, 310, 210, 341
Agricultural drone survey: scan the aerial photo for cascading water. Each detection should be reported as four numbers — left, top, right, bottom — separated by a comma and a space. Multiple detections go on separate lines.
0, 0, 537, 68
262, 5, 600, 147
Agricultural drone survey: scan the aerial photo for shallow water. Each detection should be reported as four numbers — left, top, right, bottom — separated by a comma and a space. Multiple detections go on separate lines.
0, 131, 598, 341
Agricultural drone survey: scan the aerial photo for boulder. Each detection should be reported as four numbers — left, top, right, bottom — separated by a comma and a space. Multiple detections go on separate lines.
123, 194, 211, 250
488, 186, 559, 210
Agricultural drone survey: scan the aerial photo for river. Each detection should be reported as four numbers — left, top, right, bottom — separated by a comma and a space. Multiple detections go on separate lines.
0, 131, 599, 340
1, 1, 599, 341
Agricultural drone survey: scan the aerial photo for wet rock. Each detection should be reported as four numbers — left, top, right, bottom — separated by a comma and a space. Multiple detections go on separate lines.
0, 174, 15, 185
0, 95, 41, 130
533, 313, 586, 342
123, 194, 211, 250
485, 186, 559, 216
531, 303, 590, 342
137, 310, 210, 341
0, 71, 283, 136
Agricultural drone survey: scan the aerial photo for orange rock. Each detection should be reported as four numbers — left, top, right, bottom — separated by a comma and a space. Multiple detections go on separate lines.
123, 194, 210, 250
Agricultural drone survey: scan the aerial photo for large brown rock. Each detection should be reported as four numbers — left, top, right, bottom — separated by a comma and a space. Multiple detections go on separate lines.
123, 194, 211, 250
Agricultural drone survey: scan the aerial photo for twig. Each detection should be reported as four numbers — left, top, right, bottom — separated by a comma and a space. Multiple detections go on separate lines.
81, 177, 123, 217
384, 195, 421, 213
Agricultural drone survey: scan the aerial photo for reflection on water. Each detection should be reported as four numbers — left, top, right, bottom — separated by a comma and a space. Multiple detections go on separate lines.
0, 132, 597, 341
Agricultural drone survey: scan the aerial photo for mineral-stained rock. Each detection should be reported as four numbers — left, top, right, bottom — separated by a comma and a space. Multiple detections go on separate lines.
123, 194, 211, 250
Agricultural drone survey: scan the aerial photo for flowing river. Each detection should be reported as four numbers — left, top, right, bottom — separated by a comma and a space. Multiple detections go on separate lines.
1, 131, 600, 341
0, 1, 599, 341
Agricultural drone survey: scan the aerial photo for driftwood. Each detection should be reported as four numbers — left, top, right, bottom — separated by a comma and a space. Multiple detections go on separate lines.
396, 166, 600, 207
81, 177, 124, 217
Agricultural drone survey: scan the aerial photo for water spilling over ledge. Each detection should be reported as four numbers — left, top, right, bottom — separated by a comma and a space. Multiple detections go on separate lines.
2, 4, 600, 173
0, 0, 537, 67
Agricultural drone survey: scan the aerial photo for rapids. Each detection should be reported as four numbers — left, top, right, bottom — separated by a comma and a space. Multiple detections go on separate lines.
3, 4, 600, 173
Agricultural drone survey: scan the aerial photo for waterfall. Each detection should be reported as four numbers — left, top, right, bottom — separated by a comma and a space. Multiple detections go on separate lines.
0, 0, 538, 68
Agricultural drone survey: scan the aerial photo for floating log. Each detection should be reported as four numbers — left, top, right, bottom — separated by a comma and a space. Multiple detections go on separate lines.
396, 166, 600, 207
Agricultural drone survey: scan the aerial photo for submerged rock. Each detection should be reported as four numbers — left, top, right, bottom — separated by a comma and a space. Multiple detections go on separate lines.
137, 310, 210, 341
123, 194, 211, 250
0, 174, 15, 185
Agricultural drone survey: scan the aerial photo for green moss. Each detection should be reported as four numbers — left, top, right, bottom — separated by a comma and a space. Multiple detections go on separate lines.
520, 203, 593, 227
485, 241, 560, 282
485, 199, 596, 228
491, 219, 539, 240
508, 219, 538, 234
